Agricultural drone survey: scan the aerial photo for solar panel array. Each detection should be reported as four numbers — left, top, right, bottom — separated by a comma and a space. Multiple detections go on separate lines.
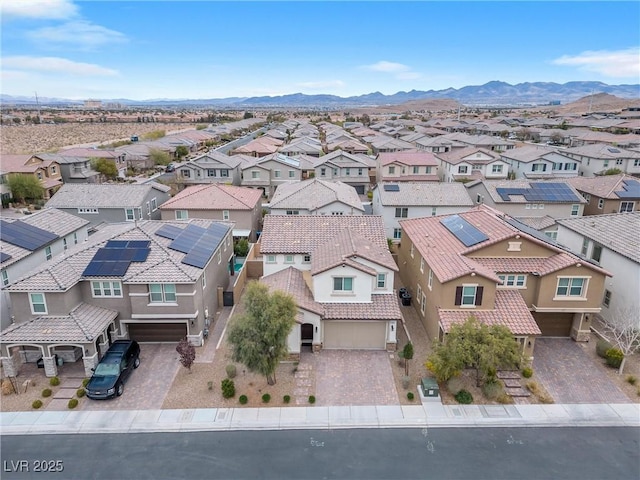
155, 224, 183, 241
616, 179, 640, 199
0, 219, 59, 251
170, 223, 230, 269
496, 183, 579, 202
0, 251, 12, 263
383, 184, 400, 192
440, 215, 489, 247
83, 240, 151, 277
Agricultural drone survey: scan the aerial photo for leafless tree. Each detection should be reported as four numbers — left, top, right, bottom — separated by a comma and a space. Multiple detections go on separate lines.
601, 306, 640, 375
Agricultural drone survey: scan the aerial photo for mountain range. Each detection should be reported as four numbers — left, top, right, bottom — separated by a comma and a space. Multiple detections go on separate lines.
1, 81, 638, 108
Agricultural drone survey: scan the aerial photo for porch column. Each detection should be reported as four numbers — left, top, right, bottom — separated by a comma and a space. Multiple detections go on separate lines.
83, 352, 99, 377
1, 356, 17, 377
570, 312, 591, 342
98, 332, 110, 357
42, 356, 58, 377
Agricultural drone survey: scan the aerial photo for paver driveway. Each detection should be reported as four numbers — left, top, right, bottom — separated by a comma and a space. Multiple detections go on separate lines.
82, 343, 180, 410
533, 338, 630, 404
309, 350, 398, 406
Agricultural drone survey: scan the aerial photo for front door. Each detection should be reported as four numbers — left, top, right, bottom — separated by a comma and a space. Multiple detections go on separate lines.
301, 323, 314, 346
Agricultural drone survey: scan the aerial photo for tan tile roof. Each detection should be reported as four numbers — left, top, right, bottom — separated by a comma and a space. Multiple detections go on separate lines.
0, 154, 36, 172
322, 294, 401, 320
566, 174, 640, 199
261, 267, 324, 315
0, 303, 118, 343
378, 150, 439, 167
269, 178, 364, 212
438, 289, 541, 335
260, 215, 388, 254
45, 183, 168, 209
376, 182, 474, 207
436, 147, 500, 165
514, 216, 557, 230
160, 183, 262, 210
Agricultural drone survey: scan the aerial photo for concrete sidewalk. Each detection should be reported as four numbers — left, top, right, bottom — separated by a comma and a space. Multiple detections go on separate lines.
2, 402, 638, 436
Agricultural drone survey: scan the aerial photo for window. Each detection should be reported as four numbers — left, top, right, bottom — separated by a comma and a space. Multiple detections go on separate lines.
532, 163, 547, 172
553, 162, 562, 171
73, 232, 78, 244
598, 199, 604, 210
388, 166, 396, 174
634, 159, 640, 167
581, 238, 589, 256
303, 254, 311, 263
1, 270, 8, 287
476, 194, 483, 204
274, 170, 281, 178
393, 228, 402, 239
202, 273, 206, 289
345, 168, 351, 176
218, 251, 222, 264
331, 211, 343, 215
417, 283, 422, 302
320, 168, 326, 177
266, 255, 276, 263
410, 244, 415, 258
591, 244, 603, 263
455, 285, 483, 307
395, 207, 408, 218
181, 169, 191, 178
556, 277, 587, 298
413, 166, 420, 174
37, 171, 43, 180
603, 290, 612, 308
251, 171, 260, 179
620, 202, 635, 213
425, 166, 432, 174
564, 163, 577, 171
285, 255, 294, 264
286, 210, 299, 216
544, 230, 558, 240
63, 237, 68, 250
458, 166, 468, 174
491, 165, 503, 174
50, 166, 57, 174
207, 169, 216, 177
616, 159, 623, 166
421, 292, 426, 315
29, 293, 47, 314
431, 207, 437, 216
175, 210, 188, 220
420, 258, 424, 273
603, 160, 609, 168
220, 169, 229, 178
428, 269, 433, 289
289, 170, 295, 178
146, 202, 151, 215
45, 246, 52, 260
92, 281, 122, 297
571, 204, 580, 216
78, 208, 99, 214
358, 168, 363, 176
332, 168, 338, 176
472, 164, 481, 171
149, 283, 176, 303
377, 273, 386, 288
222, 210, 230, 221
497, 274, 526, 288
151, 198, 157, 211
333, 277, 353, 292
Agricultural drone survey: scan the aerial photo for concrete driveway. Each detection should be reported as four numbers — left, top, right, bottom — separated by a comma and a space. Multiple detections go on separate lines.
533, 338, 630, 404
308, 350, 398, 406
82, 343, 180, 410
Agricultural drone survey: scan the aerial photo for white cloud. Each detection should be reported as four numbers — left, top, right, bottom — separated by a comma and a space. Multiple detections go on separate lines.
27, 20, 128, 49
1, 0, 78, 20
296, 80, 346, 90
364, 61, 412, 74
3, 56, 119, 76
552, 48, 640, 78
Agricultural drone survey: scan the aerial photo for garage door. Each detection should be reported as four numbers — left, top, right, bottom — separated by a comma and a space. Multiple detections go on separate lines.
127, 323, 187, 342
324, 321, 386, 349
533, 313, 573, 337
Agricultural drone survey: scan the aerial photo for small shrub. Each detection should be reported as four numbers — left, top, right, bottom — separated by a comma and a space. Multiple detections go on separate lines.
626, 375, 638, 385
68, 398, 78, 409
42, 388, 52, 398
407, 392, 415, 401
526, 380, 541, 395
308, 395, 316, 404
82, 378, 90, 387
225, 364, 237, 379
455, 389, 473, 404
482, 381, 503, 400
76, 388, 85, 398
521, 367, 533, 379
497, 393, 514, 404
32, 399, 43, 409
283, 395, 291, 404
239, 395, 248, 405
49, 376, 60, 387
596, 339, 613, 358
401, 375, 411, 389
605, 348, 624, 368
446, 376, 464, 395
262, 393, 271, 403
221, 379, 235, 399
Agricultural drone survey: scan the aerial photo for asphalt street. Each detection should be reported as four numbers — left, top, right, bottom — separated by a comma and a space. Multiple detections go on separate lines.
2, 427, 638, 480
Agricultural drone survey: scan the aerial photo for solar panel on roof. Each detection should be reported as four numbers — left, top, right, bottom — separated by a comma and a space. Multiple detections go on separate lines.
83, 237, 151, 277
497, 183, 579, 203
383, 184, 400, 192
162, 221, 231, 269
0, 251, 12, 263
126, 240, 151, 249
105, 240, 129, 249
440, 215, 489, 247
155, 224, 183, 240
616, 179, 640, 199
608, 147, 620, 153
0, 220, 59, 251
131, 248, 150, 262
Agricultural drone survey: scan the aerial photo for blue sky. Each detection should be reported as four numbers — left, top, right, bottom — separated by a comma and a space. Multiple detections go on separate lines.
1, 1, 639, 100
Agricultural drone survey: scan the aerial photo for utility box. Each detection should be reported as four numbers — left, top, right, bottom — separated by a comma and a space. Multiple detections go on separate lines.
420, 378, 440, 398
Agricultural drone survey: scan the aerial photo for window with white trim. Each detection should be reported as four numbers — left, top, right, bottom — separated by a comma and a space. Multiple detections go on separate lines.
428, 269, 433, 289
497, 274, 526, 288
555, 277, 587, 298
417, 283, 422, 303
151, 198, 158, 211
73, 232, 78, 244
458, 166, 468, 174
125, 208, 135, 221
274, 170, 281, 178
461, 286, 476, 305
620, 201, 635, 213
571, 204, 580, 216
581, 238, 589, 256
603, 289, 612, 308
266, 255, 276, 263
218, 251, 222, 264
320, 168, 326, 177
420, 258, 424, 273
251, 170, 260, 179
421, 292, 426, 315
220, 169, 229, 177
333, 277, 353, 292
410, 243, 414, 258
175, 210, 188, 220
431, 207, 437, 216
1, 270, 8, 287
377, 273, 386, 288
45, 246, 52, 261
146, 202, 151, 215
286, 210, 299, 216
358, 168, 363, 176
531, 163, 547, 172
395, 207, 408, 218
92, 281, 122, 297
393, 228, 402, 239
284, 255, 294, 264
455, 285, 483, 307
303, 254, 311, 263
345, 168, 350, 176
223, 210, 230, 220
598, 198, 604, 209
149, 283, 176, 303
591, 244, 602, 263
544, 230, 558, 240
29, 293, 47, 314
388, 166, 396, 174
289, 170, 295, 178
492, 164, 503, 173
413, 166, 420, 174
207, 169, 216, 177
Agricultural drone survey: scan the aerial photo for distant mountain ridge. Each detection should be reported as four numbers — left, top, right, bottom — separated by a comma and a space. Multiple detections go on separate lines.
2, 81, 638, 108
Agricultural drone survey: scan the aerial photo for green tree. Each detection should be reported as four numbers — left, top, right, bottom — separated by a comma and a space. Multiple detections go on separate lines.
149, 148, 172, 166
604, 168, 623, 175
399, 342, 414, 375
7, 174, 44, 204
234, 238, 249, 257
243, 111, 254, 119
176, 337, 196, 373
426, 316, 520, 386
91, 158, 118, 179
228, 281, 297, 385
175, 145, 189, 159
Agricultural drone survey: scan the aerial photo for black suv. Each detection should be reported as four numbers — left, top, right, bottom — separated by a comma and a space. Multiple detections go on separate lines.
85, 340, 140, 400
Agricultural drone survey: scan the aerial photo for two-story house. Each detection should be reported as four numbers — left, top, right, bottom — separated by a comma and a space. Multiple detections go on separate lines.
159, 183, 263, 241
0, 219, 234, 378
312, 150, 376, 195
0, 154, 63, 199
566, 174, 640, 215
268, 178, 364, 216
232, 136, 283, 157
436, 147, 509, 183
371, 182, 474, 242
177, 151, 243, 186
240, 153, 313, 198
45, 182, 171, 229
376, 150, 440, 182
397, 206, 611, 359
555, 212, 640, 328
259, 215, 400, 354
500, 145, 580, 180
562, 143, 640, 177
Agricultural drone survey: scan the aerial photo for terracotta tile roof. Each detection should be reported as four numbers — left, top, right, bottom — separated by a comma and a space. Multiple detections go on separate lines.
260, 215, 388, 254
438, 289, 541, 335
322, 294, 401, 320
261, 267, 324, 315
376, 182, 474, 207
378, 150, 439, 167
160, 183, 262, 210
566, 174, 640, 199
0, 154, 36, 172
269, 178, 364, 212
473, 253, 578, 275
0, 303, 118, 343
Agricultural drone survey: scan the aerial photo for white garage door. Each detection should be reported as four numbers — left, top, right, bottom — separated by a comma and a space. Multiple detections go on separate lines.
324, 321, 386, 350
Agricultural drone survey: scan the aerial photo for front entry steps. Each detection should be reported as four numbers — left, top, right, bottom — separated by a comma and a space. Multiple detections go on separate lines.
497, 370, 530, 398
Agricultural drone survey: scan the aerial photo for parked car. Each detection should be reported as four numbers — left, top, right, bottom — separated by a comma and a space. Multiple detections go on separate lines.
85, 340, 140, 400
165, 163, 176, 172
